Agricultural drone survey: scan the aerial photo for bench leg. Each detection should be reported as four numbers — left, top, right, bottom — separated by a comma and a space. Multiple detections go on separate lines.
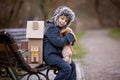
46, 67, 58, 80
8, 67, 20, 80
0, 66, 18, 80
7, 67, 16, 80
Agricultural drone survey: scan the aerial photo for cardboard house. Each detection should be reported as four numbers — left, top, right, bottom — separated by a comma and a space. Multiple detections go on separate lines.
26, 21, 44, 64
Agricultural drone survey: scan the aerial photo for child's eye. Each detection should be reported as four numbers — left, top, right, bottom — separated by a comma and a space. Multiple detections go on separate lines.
61, 18, 64, 20
65, 20, 68, 23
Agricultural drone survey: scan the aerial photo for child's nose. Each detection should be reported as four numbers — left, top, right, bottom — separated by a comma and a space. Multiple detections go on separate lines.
63, 20, 66, 23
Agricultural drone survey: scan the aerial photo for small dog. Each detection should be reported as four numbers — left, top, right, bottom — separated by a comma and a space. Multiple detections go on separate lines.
60, 27, 76, 63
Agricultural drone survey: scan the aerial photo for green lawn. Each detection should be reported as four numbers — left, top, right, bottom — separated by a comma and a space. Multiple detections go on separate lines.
72, 31, 86, 61
110, 28, 120, 40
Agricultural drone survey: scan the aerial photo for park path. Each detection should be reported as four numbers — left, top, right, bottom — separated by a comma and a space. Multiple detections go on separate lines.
80, 29, 120, 80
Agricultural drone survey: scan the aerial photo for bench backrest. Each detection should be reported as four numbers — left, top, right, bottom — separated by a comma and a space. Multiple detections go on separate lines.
4, 28, 27, 47
0, 31, 31, 72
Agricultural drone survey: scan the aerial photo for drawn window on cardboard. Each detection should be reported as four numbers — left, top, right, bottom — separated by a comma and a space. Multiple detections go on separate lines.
32, 22, 39, 30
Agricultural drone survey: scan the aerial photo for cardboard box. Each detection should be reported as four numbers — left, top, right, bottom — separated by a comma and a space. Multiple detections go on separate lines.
26, 21, 44, 65
20, 40, 28, 51
28, 39, 43, 64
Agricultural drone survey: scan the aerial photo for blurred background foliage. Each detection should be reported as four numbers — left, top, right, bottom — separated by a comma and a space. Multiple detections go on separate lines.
110, 28, 120, 40
0, 0, 120, 30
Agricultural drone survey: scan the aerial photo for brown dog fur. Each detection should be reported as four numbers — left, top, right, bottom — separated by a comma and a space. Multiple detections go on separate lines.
60, 27, 76, 63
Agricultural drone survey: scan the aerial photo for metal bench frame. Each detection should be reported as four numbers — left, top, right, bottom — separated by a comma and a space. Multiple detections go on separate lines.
0, 30, 56, 80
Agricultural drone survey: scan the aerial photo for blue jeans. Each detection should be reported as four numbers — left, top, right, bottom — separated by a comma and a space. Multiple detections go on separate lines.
44, 54, 76, 80
55, 61, 76, 80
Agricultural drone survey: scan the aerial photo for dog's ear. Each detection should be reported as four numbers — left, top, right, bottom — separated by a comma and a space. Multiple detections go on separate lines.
65, 27, 72, 32
60, 29, 67, 34
60, 29, 66, 37
60, 27, 76, 38
61, 28, 72, 34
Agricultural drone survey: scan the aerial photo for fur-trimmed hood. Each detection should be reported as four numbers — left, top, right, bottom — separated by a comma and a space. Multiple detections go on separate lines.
52, 6, 75, 28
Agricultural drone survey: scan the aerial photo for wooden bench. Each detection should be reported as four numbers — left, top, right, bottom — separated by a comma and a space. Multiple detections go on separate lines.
0, 30, 57, 80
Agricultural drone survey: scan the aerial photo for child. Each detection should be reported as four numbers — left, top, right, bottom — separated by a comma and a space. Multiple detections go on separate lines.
43, 6, 76, 80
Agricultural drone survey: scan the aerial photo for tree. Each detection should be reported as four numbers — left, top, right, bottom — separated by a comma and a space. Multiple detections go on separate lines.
94, 0, 120, 28
39, 0, 52, 22
0, 0, 24, 29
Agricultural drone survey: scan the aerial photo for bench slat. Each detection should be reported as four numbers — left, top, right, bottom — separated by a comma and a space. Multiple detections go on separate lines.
4, 28, 27, 48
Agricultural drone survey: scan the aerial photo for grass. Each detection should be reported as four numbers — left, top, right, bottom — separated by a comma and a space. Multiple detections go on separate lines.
109, 28, 120, 40
72, 31, 86, 61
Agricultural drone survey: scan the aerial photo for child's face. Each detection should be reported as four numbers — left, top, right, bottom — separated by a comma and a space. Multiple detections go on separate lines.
56, 15, 69, 27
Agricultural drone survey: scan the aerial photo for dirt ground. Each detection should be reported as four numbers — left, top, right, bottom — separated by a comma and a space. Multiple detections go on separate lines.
81, 29, 120, 80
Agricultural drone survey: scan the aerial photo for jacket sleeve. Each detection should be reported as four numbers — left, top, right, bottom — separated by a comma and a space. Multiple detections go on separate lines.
45, 26, 74, 47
